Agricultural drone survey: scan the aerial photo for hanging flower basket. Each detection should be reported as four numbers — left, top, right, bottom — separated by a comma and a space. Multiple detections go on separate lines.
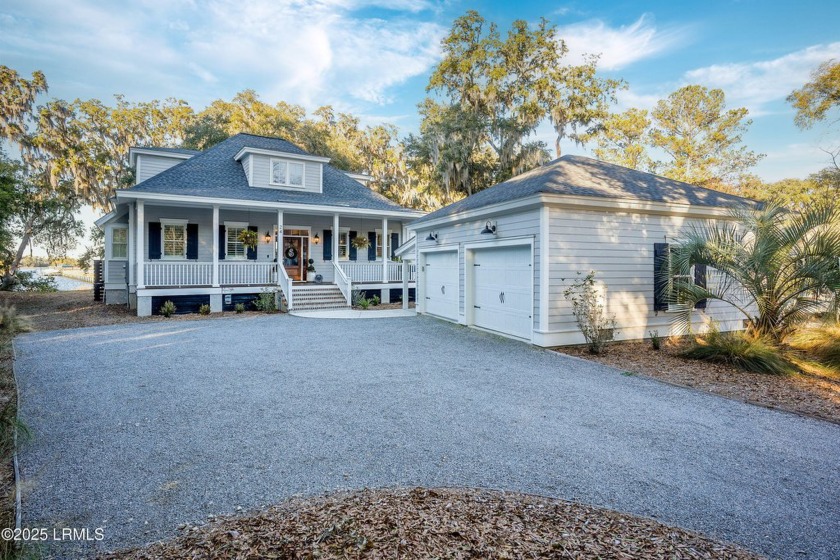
238, 229, 259, 250
351, 236, 370, 250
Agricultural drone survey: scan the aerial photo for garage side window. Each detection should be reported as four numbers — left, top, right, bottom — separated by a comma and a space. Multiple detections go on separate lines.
654, 243, 707, 312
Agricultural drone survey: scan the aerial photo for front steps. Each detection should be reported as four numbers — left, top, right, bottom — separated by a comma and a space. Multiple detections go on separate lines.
291, 283, 350, 311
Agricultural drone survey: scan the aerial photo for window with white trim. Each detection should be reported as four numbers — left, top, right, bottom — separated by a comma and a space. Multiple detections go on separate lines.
270, 159, 305, 187
376, 232, 383, 259
225, 222, 248, 260
338, 230, 349, 259
668, 246, 694, 312
162, 222, 187, 259
112, 226, 128, 259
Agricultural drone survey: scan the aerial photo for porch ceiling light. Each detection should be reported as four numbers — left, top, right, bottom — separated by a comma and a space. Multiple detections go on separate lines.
264, 230, 272, 243
313, 233, 320, 244
480, 220, 497, 235
425, 232, 438, 242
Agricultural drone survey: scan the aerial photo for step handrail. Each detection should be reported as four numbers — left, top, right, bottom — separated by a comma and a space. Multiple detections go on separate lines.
333, 261, 352, 306
278, 264, 293, 310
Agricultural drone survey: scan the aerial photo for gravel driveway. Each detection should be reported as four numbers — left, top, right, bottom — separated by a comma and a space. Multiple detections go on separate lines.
15, 314, 840, 559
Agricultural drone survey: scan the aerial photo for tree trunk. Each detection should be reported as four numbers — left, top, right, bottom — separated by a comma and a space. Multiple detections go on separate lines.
555, 136, 562, 158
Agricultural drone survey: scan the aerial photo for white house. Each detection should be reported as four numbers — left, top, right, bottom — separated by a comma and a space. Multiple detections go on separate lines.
97, 133, 424, 316
403, 155, 756, 347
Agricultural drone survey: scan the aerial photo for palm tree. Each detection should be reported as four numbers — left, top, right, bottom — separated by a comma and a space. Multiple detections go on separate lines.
669, 203, 840, 342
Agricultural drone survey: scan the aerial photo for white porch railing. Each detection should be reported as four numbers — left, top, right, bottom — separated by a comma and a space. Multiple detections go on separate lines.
220, 262, 276, 285
339, 261, 416, 283
333, 261, 352, 306
278, 265, 293, 310
145, 262, 213, 287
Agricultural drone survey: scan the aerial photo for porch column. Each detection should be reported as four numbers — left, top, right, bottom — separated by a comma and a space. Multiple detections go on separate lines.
127, 202, 135, 286
136, 200, 145, 289
212, 205, 219, 287
382, 217, 388, 283
332, 213, 340, 270
402, 260, 409, 310
276, 209, 284, 286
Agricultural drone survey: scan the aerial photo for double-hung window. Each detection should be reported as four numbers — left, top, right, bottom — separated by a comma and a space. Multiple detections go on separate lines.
226, 222, 248, 260
161, 220, 187, 259
112, 227, 128, 259
270, 159, 305, 187
338, 230, 349, 259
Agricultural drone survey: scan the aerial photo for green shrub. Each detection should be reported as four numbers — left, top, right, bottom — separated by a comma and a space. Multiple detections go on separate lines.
787, 324, 840, 369
562, 271, 617, 354
352, 290, 366, 307
371, 294, 380, 306
159, 300, 176, 318
254, 291, 277, 313
15, 271, 58, 292
234, 303, 245, 314
649, 330, 661, 351
358, 298, 370, 310
198, 304, 211, 315
682, 324, 793, 375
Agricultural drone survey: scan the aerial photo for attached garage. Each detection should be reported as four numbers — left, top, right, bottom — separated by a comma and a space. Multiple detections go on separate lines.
422, 250, 459, 321
468, 244, 533, 340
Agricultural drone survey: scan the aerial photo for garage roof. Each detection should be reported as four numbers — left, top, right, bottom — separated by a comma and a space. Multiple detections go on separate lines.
412, 155, 759, 225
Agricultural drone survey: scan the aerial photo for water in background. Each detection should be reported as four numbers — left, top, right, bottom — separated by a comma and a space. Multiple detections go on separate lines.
22, 268, 91, 292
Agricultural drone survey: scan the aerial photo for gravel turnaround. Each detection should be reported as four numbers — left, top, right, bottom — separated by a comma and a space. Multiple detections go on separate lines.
14, 315, 840, 559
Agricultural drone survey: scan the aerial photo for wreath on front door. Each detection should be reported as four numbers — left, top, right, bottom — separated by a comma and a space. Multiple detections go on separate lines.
284, 246, 298, 260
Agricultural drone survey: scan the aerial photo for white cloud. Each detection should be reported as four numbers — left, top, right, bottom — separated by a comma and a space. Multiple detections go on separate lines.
0, 0, 445, 108
684, 42, 840, 115
556, 14, 691, 70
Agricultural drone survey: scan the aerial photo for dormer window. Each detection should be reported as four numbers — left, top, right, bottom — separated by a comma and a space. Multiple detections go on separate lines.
271, 159, 304, 187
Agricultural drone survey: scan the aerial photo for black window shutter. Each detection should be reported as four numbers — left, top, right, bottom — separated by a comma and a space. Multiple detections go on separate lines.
390, 232, 399, 259
349, 231, 357, 261
653, 242, 669, 312
694, 263, 707, 309
218, 225, 226, 260
247, 225, 258, 260
148, 222, 162, 260
323, 229, 333, 261
186, 223, 199, 260
367, 232, 376, 261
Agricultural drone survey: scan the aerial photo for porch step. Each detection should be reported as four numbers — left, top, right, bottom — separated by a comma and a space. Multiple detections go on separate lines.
290, 284, 350, 311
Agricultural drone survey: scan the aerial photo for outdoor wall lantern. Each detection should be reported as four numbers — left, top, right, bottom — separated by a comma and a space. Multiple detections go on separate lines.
264, 230, 272, 244
425, 232, 438, 242
312, 233, 320, 244
480, 220, 497, 235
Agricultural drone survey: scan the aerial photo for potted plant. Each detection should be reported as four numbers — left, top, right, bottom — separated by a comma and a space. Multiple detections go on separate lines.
238, 229, 259, 250
351, 235, 370, 250
306, 258, 316, 281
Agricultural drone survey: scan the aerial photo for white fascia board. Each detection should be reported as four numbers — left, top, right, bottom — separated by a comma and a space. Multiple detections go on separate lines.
114, 190, 426, 219
94, 210, 118, 229
409, 193, 740, 232
129, 148, 195, 167
393, 236, 416, 258
233, 147, 331, 164
345, 172, 372, 182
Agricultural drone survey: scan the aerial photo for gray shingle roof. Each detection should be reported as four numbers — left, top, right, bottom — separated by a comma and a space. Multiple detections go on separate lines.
127, 133, 416, 214
413, 155, 759, 225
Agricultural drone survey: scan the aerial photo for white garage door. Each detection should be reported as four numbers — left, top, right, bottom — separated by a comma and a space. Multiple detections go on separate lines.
423, 250, 459, 321
472, 245, 533, 339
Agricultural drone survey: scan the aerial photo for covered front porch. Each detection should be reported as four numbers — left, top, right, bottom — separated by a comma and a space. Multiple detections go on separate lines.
103, 198, 418, 314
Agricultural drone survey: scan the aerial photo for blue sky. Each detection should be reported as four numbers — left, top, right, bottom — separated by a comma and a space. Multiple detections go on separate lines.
2, 0, 839, 183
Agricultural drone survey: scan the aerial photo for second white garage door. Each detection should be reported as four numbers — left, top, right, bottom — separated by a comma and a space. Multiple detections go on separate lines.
471, 245, 533, 340
423, 250, 459, 321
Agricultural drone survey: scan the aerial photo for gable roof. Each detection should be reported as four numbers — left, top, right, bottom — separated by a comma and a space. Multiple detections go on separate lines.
124, 133, 417, 214
413, 155, 759, 225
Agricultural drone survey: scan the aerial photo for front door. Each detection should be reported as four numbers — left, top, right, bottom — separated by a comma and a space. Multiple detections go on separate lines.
282, 233, 309, 281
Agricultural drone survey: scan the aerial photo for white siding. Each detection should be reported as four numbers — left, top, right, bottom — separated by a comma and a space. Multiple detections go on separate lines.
544, 206, 747, 346
248, 155, 322, 193
138, 206, 405, 284
415, 209, 541, 328
136, 154, 187, 184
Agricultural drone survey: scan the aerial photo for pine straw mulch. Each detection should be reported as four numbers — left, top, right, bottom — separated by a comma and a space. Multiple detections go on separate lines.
558, 339, 840, 425
102, 487, 761, 560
